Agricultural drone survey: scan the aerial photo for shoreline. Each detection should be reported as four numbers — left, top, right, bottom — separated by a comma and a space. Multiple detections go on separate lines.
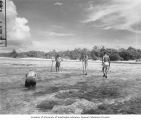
0, 57, 141, 64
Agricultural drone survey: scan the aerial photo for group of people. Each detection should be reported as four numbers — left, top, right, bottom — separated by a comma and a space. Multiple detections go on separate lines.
80, 51, 110, 78
24, 52, 110, 88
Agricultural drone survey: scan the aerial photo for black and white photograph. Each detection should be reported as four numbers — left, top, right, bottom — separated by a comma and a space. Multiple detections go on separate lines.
0, 0, 141, 118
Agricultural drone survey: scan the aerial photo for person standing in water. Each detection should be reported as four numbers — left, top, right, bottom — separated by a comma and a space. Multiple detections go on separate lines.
55, 55, 62, 72
102, 52, 110, 78
80, 52, 88, 75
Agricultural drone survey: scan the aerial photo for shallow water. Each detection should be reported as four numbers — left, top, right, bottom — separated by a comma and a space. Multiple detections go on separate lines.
0, 58, 141, 114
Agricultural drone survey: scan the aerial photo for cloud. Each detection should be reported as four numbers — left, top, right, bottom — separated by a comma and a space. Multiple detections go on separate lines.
52, 25, 64, 29
54, 2, 63, 6
41, 31, 74, 37
83, 0, 141, 33
6, 0, 31, 47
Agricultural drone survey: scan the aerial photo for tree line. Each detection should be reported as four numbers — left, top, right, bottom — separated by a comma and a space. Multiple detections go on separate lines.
0, 46, 141, 61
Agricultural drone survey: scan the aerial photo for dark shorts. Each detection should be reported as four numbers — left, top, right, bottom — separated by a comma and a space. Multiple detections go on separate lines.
25, 77, 36, 88
56, 62, 60, 68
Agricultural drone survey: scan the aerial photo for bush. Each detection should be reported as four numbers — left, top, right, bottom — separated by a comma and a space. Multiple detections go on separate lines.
2, 46, 141, 60
109, 53, 122, 61
91, 53, 98, 60
119, 50, 130, 60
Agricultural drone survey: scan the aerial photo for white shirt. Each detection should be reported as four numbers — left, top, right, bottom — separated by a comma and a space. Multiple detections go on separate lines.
26, 71, 37, 78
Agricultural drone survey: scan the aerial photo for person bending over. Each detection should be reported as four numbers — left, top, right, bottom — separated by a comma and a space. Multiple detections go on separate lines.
25, 69, 37, 88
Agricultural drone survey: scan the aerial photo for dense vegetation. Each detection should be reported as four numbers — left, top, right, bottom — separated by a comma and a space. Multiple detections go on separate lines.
0, 46, 141, 61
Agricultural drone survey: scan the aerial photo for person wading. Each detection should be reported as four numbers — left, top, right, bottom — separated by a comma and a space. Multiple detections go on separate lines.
55, 55, 62, 72
102, 52, 110, 78
80, 52, 88, 75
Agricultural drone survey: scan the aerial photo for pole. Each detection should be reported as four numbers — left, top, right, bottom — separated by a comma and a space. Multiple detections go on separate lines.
5, 0, 7, 47
82, 61, 84, 75
50, 57, 54, 72
50, 61, 53, 72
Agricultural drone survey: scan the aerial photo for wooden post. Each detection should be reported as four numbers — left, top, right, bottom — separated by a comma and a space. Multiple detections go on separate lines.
5, 0, 7, 46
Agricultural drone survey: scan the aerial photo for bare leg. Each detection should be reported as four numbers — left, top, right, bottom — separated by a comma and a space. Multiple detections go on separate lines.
85, 62, 88, 75
56, 66, 58, 72
105, 67, 108, 78
82, 62, 84, 74
102, 66, 105, 77
84, 64, 86, 75
58, 67, 60, 72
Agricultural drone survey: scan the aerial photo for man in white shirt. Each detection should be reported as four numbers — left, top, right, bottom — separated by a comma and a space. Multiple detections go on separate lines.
25, 70, 37, 88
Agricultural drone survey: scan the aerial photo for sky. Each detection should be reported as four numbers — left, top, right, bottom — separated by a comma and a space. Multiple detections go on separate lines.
0, 0, 141, 52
